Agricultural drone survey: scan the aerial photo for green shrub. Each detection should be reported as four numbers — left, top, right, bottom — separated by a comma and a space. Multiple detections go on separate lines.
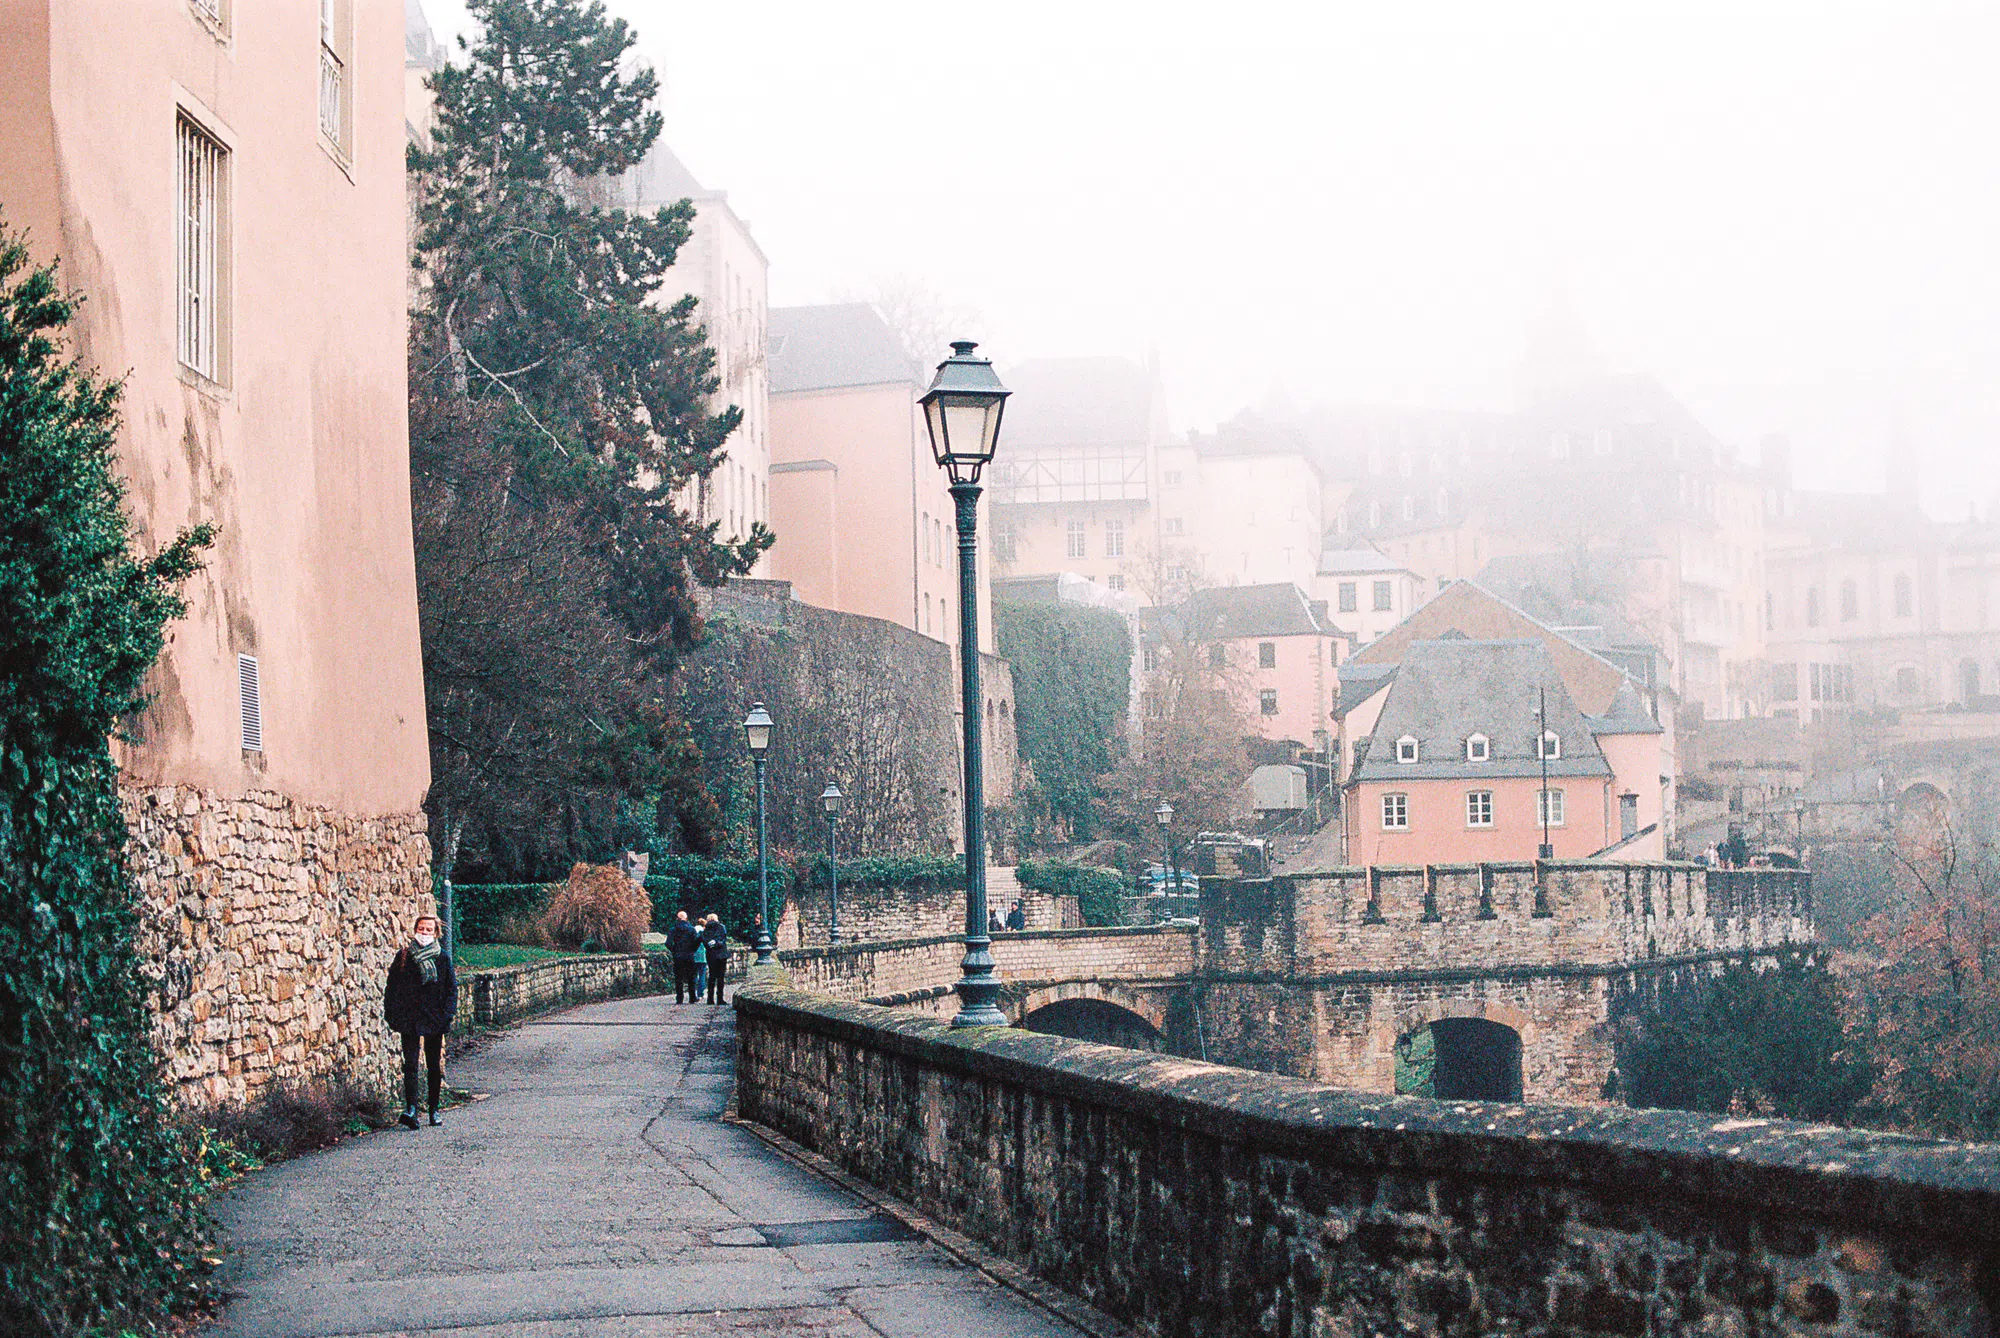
646, 854, 782, 941
449, 882, 551, 945
0, 226, 217, 1336
1017, 859, 1126, 927
796, 853, 963, 890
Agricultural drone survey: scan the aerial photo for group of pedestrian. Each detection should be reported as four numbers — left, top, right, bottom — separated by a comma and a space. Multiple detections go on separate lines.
987, 898, 1027, 933
666, 909, 730, 1005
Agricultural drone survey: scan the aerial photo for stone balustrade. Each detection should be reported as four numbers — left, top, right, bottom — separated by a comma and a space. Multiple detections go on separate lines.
735, 967, 2000, 1338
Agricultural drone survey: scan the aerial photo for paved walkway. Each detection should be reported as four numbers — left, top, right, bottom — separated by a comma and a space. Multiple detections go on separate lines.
211, 994, 1081, 1338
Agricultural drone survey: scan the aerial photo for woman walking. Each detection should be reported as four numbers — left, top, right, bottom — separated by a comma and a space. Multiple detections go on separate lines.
385, 912, 456, 1129
702, 914, 730, 1004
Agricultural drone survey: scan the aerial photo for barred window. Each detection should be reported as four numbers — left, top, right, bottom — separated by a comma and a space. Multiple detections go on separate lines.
176, 114, 227, 381
238, 655, 263, 752
318, 0, 351, 152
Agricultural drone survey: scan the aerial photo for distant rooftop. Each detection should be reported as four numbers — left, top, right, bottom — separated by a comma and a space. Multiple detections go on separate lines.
1318, 547, 1411, 576
768, 305, 913, 395
1142, 583, 1332, 643
1356, 638, 1611, 783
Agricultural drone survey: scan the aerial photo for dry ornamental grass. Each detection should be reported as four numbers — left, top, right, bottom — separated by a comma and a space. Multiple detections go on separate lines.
531, 862, 651, 952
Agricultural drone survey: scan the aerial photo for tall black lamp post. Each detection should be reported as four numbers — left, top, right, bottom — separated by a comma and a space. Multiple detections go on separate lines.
744, 702, 775, 965
1533, 685, 1554, 860
1154, 800, 1177, 894
820, 782, 844, 944
920, 340, 1012, 1028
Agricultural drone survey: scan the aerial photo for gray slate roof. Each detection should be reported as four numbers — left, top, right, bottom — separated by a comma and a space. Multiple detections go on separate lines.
1583, 679, 1664, 736
768, 305, 914, 395
1357, 638, 1611, 782
1184, 583, 1330, 639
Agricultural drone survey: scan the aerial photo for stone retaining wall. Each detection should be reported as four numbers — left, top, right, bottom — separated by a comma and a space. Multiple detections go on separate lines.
455, 952, 668, 1029
735, 970, 2000, 1338
124, 783, 432, 1106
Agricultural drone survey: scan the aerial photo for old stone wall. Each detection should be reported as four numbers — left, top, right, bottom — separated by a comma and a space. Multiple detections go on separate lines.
455, 953, 667, 1029
736, 972, 2000, 1338
124, 783, 433, 1106
1202, 862, 1812, 980
783, 880, 1071, 947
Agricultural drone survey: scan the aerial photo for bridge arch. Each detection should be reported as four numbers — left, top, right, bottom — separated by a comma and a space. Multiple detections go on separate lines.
1014, 982, 1168, 1052
1374, 997, 1538, 1102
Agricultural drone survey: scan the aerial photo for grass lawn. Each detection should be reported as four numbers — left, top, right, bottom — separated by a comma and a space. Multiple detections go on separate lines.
455, 943, 574, 970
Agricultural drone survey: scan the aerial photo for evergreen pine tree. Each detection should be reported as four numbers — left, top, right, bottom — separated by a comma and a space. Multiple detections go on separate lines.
0, 224, 216, 1335
410, 0, 767, 871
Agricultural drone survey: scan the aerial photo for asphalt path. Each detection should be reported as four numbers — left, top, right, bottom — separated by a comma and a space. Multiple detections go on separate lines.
209, 992, 1080, 1338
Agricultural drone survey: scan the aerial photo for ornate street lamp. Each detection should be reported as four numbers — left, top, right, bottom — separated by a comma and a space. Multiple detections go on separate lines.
743, 702, 775, 965
820, 782, 844, 945
1154, 800, 1177, 895
920, 340, 1012, 1028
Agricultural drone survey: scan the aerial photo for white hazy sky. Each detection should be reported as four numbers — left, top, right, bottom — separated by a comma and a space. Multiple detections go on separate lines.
418, 1, 2000, 515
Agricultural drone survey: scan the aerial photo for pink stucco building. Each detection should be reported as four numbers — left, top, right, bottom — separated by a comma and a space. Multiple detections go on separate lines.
1144, 583, 1348, 750
2, 0, 433, 1101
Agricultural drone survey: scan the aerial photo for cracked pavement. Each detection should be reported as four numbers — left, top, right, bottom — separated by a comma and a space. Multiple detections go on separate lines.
208, 994, 1081, 1338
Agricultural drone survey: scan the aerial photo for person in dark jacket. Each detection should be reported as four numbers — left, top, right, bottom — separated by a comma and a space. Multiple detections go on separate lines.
701, 914, 730, 1004
666, 910, 703, 1004
384, 914, 456, 1129
1005, 899, 1026, 931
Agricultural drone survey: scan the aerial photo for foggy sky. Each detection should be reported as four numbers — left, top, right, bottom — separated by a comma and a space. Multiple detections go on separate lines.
420, 1, 2000, 517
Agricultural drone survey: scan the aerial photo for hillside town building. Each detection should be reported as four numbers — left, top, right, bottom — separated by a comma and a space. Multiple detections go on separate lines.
2, 0, 434, 1102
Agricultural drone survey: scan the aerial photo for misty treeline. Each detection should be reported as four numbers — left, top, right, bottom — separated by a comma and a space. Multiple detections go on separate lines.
407, 0, 769, 880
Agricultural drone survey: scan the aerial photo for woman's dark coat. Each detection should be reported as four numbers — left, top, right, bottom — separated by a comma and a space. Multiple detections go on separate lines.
385, 948, 457, 1035
701, 922, 730, 959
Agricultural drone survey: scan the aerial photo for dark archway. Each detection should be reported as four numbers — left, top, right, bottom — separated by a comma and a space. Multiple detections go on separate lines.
1429, 1018, 1523, 1101
1020, 999, 1163, 1052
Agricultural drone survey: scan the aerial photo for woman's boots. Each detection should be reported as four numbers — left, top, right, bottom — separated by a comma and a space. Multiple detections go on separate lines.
400, 1104, 421, 1130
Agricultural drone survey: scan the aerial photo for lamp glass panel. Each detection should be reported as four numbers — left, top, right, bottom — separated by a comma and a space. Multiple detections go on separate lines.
745, 722, 772, 753
923, 396, 950, 467
943, 399, 997, 463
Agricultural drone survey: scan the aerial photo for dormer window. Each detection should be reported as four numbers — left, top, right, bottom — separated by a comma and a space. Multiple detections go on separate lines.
1465, 733, 1489, 762
1395, 735, 1419, 764
1536, 730, 1561, 760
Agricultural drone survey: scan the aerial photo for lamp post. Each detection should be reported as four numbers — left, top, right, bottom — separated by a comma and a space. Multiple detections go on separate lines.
743, 702, 775, 965
1154, 800, 1177, 895
821, 782, 844, 944
920, 340, 1012, 1028
1533, 685, 1554, 860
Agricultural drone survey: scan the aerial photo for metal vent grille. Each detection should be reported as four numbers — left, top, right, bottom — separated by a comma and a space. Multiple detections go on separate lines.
238, 654, 263, 752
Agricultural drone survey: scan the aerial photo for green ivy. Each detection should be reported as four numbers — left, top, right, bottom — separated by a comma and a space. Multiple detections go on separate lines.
0, 225, 217, 1335
994, 601, 1130, 842
1016, 859, 1127, 928
796, 854, 964, 890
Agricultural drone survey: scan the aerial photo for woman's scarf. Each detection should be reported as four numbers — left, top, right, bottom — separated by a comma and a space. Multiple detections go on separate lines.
408, 936, 440, 985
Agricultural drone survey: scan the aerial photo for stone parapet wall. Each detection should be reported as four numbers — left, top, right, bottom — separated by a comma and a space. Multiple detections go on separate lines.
455, 953, 667, 1029
1205, 862, 1813, 980
782, 882, 1073, 949
736, 971, 2000, 1338
123, 783, 432, 1106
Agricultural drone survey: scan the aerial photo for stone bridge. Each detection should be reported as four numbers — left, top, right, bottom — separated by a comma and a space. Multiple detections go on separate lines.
758, 860, 1812, 1106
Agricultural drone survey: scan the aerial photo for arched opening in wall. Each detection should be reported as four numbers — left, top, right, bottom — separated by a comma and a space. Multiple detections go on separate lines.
1395, 1019, 1522, 1101
1019, 999, 1162, 1052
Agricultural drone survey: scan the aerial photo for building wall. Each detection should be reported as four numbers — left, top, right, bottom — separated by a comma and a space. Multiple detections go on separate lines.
1217, 630, 1342, 746
1, 1, 435, 1102
766, 383, 994, 654
1310, 564, 1425, 647
1345, 774, 1616, 864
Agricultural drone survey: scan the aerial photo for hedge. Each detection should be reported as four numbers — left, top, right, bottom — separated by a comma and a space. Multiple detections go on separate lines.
1016, 858, 1127, 927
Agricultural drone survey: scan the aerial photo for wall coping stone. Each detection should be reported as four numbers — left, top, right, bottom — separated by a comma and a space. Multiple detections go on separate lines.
769, 923, 1194, 963
735, 967, 2000, 1242
1196, 943, 1818, 989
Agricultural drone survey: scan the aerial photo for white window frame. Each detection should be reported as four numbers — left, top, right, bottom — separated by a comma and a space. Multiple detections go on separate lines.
1537, 788, 1566, 828
318, 0, 353, 158
1064, 519, 1086, 560
1466, 790, 1494, 827
1394, 735, 1419, 764
1259, 689, 1278, 716
1380, 793, 1409, 830
1465, 733, 1489, 762
1104, 517, 1125, 558
176, 111, 229, 384
1537, 730, 1561, 760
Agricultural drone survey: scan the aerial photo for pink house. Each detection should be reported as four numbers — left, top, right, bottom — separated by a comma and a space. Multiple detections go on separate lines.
1341, 638, 1664, 864
1145, 583, 1348, 748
